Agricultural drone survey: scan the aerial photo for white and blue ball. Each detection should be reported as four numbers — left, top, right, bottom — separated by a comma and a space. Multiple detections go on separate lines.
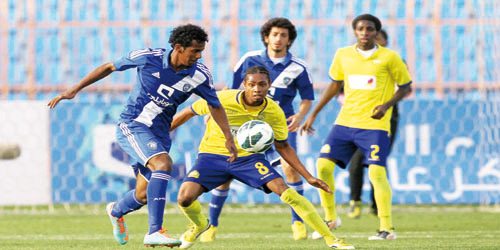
236, 120, 275, 153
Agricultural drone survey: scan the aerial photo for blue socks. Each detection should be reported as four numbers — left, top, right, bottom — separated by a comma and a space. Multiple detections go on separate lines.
208, 188, 229, 227
111, 189, 145, 218
147, 170, 171, 234
287, 180, 304, 223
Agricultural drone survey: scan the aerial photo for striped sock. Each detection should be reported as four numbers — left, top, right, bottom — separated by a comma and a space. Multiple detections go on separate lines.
111, 189, 145, 218
147, 170, 170, 234
208, 188, 229, 227
287, 180, 304, 223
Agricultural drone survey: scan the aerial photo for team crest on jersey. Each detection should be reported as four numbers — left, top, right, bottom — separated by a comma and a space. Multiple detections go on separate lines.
147, 141, 157, 150
283, 77, 292, 86
188, 170, 200, 178
320, 144, 331, 153
183, 84, 193, 92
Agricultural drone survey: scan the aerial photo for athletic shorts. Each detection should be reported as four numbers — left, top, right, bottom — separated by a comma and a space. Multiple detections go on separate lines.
265, 131, 296, 167
319, 125, 391, 168
116, 121, 171, 166
184, 153, 281, 193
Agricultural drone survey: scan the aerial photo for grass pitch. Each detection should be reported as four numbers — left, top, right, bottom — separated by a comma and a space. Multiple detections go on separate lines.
0, 204, 499, 249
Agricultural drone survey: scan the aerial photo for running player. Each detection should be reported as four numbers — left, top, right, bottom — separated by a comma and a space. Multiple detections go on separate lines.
47, 24, 237, 247
301, 14, 412, 240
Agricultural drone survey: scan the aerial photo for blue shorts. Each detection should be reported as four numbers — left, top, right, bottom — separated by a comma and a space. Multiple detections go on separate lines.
116, 121, 171, 166
265, 131, 296, 167
184, 153, 281, 193
319, 125, 390, 168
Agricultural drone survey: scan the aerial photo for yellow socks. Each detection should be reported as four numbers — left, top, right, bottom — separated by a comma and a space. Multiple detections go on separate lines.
316, 157, 337, 221
369, 164, 393, 231
179, 200, 208, 228
280, 188, 337, 245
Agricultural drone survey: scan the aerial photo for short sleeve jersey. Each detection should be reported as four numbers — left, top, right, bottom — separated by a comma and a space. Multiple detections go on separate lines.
113, 48, 220, 138
230, 50, 314, 118
329, 45, 412, 132
191, 90, 288, 157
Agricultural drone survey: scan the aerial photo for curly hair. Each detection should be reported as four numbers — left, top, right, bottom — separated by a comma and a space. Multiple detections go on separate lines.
352, 14, 382, 31
260, 17, 297, 50
168, 24, 208, 48
244, 66, 271, 83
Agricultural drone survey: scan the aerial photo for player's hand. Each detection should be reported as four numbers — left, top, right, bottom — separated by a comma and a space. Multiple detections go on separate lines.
306, 177, 332, 194
371, 104, 388, 120
300, 116, 316, 136
287, 115, 303, 132
225, 138, 238, 163
203, 114, 212, 125
47, 91, 76, 109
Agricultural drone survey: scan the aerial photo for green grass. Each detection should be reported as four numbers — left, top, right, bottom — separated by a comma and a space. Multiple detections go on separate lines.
1, 204, 499, 249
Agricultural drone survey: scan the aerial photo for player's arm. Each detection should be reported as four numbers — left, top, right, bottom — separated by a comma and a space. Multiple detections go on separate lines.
170, 107, 197, 132
371, 85, 412, 119
300, 80, 343, 135
208, 104, 238, 162
287, 99, 312, 132
274, 141, 332, 194
47, 63, 116, 108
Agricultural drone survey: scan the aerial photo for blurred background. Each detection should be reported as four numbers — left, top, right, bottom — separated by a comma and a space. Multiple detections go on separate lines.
0, 0, 499, 207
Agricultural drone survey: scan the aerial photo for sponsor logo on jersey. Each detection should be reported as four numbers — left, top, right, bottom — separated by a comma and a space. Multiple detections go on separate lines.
147, 93, 174, 108
188, 170, 200, 178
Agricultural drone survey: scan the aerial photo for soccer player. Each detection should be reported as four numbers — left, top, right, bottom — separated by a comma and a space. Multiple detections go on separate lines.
170, 66, 354, 249
47, 24, 237, 247
202, 17, 314, 242
300, 14, 412, 240
347, 29, 401, 219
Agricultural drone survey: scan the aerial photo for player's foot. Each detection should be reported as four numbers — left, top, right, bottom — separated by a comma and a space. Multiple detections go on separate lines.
144, 228, 182, 247
347, 200, 361, 219
200, 225, 217, 242
329, 238, 355, 249
179, 219, 211, 249
311, 216, 342, 240
291, 220, 307, 240
368, 228, 396, 240
106, 202, 128, 245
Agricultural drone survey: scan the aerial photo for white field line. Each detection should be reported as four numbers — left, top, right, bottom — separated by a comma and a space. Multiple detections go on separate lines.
0, 231, 499, 241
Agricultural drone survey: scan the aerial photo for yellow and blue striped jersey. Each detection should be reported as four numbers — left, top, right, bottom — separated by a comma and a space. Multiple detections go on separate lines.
191, 90, 288, 156
329, 44, 412, 132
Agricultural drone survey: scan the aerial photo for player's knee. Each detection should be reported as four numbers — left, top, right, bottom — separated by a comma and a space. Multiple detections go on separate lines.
147, 153, 173, 172
316, 157, 334, 176
177, 192, 196, 207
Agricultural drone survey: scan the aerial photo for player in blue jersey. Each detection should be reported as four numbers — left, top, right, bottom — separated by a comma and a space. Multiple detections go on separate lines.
201, 17, 314, 242
48, 24, 237, 247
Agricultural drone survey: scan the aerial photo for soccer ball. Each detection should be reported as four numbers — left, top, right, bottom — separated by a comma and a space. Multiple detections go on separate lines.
236, 120, 275, 153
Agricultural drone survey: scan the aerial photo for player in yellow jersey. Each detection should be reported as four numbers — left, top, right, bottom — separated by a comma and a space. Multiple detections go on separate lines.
170, 66, 354, 249
301, 14, 412, 240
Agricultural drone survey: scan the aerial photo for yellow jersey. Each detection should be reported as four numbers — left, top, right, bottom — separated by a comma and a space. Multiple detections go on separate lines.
191, 90, 288, 156
329, 44, 412, 132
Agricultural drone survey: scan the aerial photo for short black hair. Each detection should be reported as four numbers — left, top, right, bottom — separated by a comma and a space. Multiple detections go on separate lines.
378, 29, 388, 41
352, 14, 382, 31
168, 24, 208, 48
244, 66, 271, 83
260, 17, 297, 50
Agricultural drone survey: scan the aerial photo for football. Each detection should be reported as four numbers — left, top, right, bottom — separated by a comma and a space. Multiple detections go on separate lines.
236, 120, 275, 153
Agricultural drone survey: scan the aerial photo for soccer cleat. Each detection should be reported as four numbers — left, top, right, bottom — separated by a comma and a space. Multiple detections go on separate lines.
291, 221, 307, 240
329, 238, 355, 249
311, 216, 342, 240
368, 228, 396, 240
179, 219, 211, 249
200, 225, 218, 242
106, 202, 129, 245
347, 200, 361, 219
144, 228, 182, 247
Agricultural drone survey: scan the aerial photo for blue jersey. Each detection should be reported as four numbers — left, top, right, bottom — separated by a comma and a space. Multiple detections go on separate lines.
230, 50, 314, 118
113, 48, 221, 138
